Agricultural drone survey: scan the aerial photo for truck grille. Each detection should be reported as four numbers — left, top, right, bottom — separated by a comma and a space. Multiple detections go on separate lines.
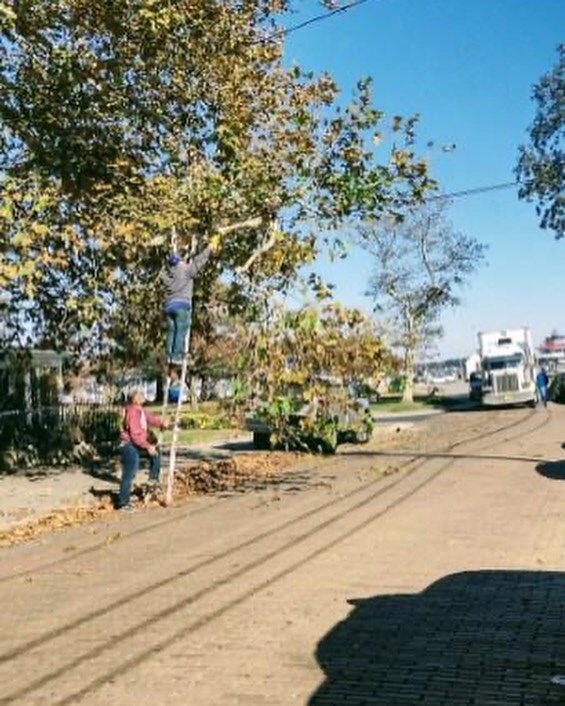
495, 374, 519, 393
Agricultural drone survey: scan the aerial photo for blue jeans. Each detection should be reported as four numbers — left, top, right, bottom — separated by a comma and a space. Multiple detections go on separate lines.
536, 385, 548, 406
166, 308, 190, 361
118, 443, 161, 508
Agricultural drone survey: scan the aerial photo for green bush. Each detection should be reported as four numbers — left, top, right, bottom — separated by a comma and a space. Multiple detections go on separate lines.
0, 405, 121, 471
550, 375, 565, 404
258, 396, 339, 454
178, 411, 231, 431
388, 377, 406, 393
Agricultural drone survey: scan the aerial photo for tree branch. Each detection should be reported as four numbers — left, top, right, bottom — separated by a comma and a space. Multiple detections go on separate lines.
418, 216, 436, 285
149, 216, 263, 249
236, 226, 279, 274
217, 216, 263, 235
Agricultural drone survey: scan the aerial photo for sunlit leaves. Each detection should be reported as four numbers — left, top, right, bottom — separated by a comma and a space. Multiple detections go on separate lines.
516, 44, 564, 238
1, 0, 436, 363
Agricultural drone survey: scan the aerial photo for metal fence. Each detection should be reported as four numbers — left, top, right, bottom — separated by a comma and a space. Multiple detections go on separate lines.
0, 404, 122, 465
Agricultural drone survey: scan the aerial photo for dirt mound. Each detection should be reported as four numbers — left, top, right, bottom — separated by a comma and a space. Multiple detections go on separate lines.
0, 452, 302, 547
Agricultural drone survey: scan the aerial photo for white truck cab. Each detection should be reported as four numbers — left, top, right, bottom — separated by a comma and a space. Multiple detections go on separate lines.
479, 328, 536, 407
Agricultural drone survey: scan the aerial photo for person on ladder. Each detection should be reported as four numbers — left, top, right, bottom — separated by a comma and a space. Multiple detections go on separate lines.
162, 234, 222, 367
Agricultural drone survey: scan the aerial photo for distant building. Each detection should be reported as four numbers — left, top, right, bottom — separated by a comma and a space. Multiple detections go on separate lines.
0, 349, 67, 410
537, 332, 565, 373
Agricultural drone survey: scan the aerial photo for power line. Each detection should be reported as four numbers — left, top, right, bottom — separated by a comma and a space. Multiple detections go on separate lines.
427, 181, 517, 201
251, 5, 517, 206
255, 0, 373, 45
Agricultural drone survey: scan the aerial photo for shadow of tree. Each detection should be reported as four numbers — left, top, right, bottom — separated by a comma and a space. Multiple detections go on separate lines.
536, 460, 565, 481
309, 570, 565, 705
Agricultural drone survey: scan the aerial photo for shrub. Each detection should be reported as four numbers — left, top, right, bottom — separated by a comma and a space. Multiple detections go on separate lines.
258, 396, 339, 455
178, 411, 231, 431
550, 374, 565, 404
0, 405, 121, 471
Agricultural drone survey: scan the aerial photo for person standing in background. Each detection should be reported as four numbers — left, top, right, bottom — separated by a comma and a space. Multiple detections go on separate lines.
536, 367, 549, 407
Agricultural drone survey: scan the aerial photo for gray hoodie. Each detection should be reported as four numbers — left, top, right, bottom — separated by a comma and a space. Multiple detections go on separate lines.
161, 247, 212, 312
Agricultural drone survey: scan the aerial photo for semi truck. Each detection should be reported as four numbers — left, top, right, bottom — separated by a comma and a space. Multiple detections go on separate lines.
478, 328, 536, 407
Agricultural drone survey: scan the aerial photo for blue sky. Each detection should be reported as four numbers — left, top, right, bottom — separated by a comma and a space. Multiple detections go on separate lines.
285, 0, 564, 358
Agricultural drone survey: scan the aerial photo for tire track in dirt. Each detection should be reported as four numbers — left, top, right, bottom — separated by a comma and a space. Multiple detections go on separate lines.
0, 409, 550, 706
0, 409, 542, 661
0, 407, 538, 584
47, 409, 552, 706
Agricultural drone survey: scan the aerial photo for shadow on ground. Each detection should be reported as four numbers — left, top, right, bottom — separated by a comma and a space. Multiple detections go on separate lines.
85, 462, 120, 484
309, 570, 565, 705
536, 460, 565, 481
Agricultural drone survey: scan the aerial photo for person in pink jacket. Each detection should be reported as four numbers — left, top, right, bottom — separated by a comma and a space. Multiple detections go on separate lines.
118, 390, 168, 511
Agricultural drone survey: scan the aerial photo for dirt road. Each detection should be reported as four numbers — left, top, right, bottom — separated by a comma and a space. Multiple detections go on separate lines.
0, 406, 563, 705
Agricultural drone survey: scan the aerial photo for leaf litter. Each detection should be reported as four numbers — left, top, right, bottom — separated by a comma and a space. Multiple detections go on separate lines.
0, 452, 302, 548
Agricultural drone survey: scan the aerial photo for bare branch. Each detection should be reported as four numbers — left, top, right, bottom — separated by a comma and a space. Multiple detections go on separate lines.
236, 229, 279, 274
217, 216, 263, 235
233, 219, 281, 275
418, 215, 436, 285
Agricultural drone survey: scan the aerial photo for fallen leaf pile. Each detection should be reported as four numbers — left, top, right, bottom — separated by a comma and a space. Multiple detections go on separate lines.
0, 497, 115, 548
0, 452, 302, 547
172, 452, 301, 498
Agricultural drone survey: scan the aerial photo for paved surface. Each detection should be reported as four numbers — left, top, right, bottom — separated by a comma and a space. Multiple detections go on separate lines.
0, 406, 564, 705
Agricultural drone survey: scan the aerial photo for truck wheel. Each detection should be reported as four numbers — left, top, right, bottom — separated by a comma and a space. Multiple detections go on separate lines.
528, 399, 537, 409
253, 432, 271, 450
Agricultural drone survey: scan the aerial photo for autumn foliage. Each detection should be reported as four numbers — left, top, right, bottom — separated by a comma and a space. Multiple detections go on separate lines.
1, 0, 435, 366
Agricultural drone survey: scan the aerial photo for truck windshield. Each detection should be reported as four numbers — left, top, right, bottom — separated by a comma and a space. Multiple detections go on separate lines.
483, 354, 523, 370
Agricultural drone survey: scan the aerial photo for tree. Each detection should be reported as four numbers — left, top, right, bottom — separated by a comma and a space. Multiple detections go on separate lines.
362, 201, 486, 403
516, 44, 564, 238
254, 303, 391, 399
0, 1, 435, 369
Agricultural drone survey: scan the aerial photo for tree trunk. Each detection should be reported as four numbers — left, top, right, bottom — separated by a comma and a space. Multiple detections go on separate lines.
155, 374, 164, 404
402, 347, 415, 403
189, 375, 199, 410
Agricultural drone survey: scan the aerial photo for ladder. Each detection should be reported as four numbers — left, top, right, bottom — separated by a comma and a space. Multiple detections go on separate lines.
159, 321, 192, 506
158, 226, 192, 505
157, 217, 266, 504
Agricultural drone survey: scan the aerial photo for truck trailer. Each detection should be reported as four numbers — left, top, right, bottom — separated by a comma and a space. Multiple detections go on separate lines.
478, 328, 536, 407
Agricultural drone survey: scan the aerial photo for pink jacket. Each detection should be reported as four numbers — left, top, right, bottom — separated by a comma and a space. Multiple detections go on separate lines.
120, 404, 164, 451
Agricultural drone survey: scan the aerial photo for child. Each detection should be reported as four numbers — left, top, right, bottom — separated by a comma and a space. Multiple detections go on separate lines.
118, 390, 169, 511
